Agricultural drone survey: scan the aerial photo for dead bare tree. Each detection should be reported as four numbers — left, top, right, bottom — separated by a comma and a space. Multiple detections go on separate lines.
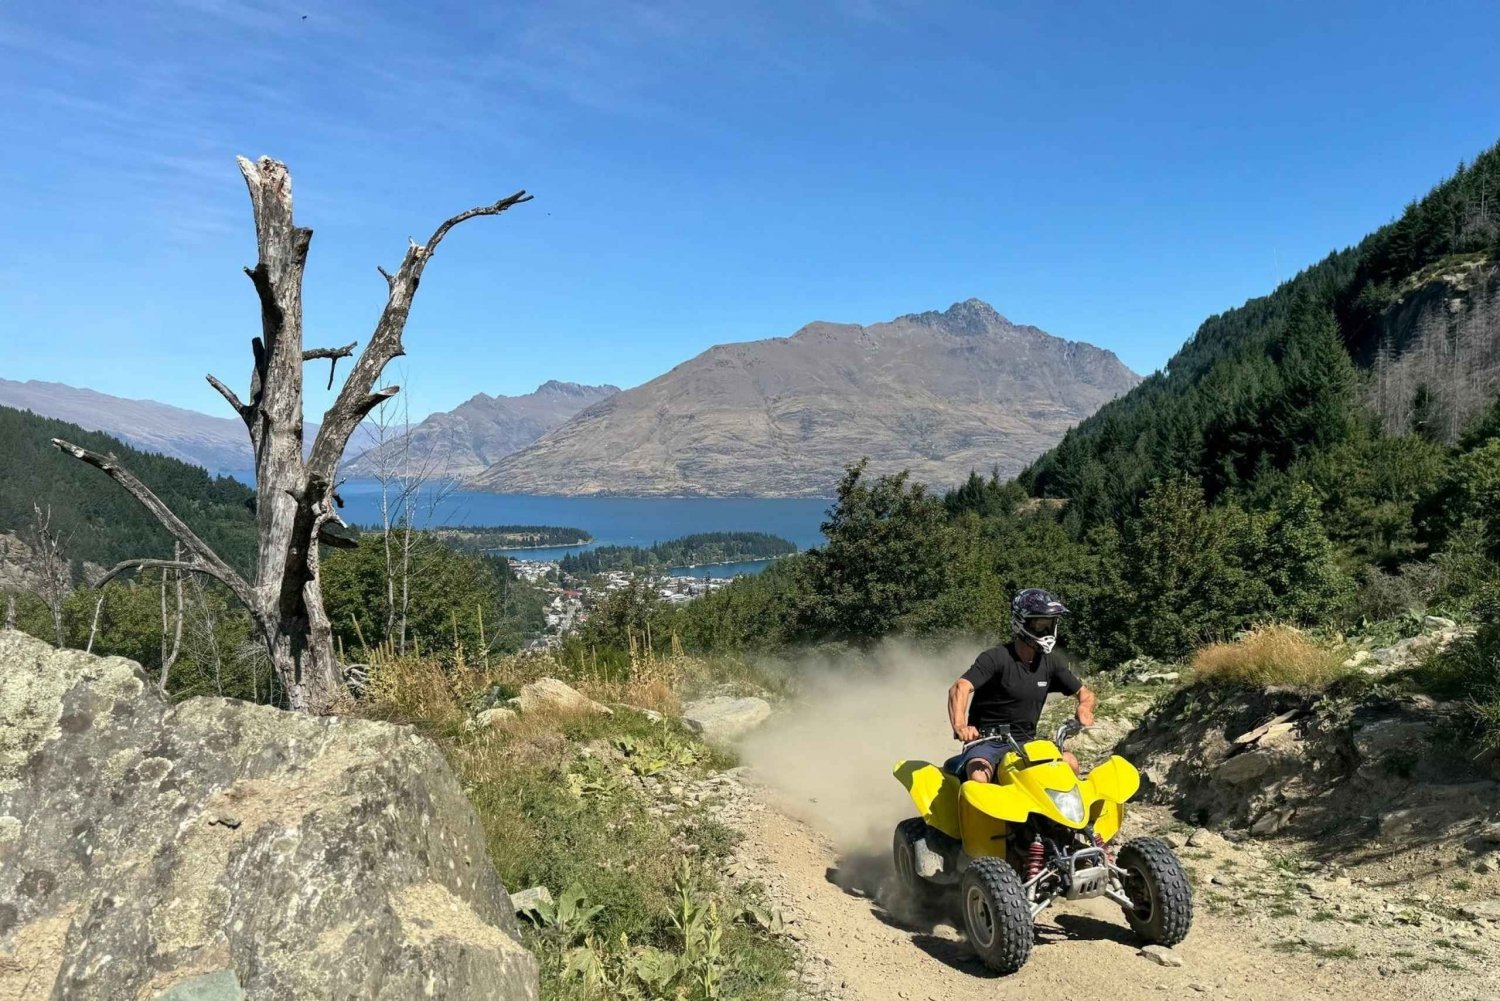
0, 534, 19, 630
52, 157, 530, 712
158, 544, 185, 694
26, 505, 72, 649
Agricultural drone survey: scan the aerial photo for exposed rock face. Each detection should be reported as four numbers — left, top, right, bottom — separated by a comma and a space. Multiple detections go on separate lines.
1118, 683, 1499, 843
1366, 259, 1500, 441
345, 380, 620, 479
0, 631, 537, 1001
471, 300, 1140, 497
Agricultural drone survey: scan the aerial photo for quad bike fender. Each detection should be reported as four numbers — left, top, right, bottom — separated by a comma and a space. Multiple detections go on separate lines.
961, 774, 1075, 855
1091, 799, 1125, 843
893, 761, 962, 839
1083, 755, 1141, 806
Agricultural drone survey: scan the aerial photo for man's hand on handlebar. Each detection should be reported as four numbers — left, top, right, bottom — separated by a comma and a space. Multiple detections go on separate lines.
954, 724, 980, 742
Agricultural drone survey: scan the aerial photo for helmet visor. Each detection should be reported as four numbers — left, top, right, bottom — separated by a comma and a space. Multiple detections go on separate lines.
1023, 616, 1059, 638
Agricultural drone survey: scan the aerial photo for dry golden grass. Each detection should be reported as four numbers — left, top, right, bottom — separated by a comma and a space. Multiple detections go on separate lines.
357, 642, 723, 732
361, 652, 468, 728
1190, 625, 1350, 690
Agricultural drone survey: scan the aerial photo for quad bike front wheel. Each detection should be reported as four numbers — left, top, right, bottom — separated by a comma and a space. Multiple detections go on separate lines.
1116, 837, 1193, 946
892, 817, 946, 907
959, 857, 1033, 974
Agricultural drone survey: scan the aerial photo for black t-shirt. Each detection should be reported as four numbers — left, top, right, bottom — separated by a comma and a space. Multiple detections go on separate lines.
961, 642, 1083, 740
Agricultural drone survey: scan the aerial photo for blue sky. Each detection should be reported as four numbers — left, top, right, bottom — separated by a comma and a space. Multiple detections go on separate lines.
2, 0, 1497, 423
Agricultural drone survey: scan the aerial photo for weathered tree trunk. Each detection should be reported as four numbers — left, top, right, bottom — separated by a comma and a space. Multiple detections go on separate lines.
157, 545, 185, 694
53, 157, 530, 712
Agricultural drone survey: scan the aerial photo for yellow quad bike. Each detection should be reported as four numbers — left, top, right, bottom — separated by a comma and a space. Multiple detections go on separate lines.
892, 721, 1192, 973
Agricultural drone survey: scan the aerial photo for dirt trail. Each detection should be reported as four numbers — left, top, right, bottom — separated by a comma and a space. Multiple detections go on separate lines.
732, 782, 1495, 1001
714, 645, 1498, 1001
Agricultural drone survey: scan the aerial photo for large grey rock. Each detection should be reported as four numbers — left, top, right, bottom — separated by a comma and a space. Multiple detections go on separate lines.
518, 677, 611, 716
682, 696, 773, 742
1215, 750, 1279, 785
0, 631, 537, 1001
1352, 718, 1433, 778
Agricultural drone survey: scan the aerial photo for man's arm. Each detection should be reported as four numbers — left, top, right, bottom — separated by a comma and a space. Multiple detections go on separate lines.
949, 678, 979, 741
1075, 685, 1097, 727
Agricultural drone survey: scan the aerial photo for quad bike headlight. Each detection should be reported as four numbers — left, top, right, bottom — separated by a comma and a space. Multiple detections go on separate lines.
1047, 786, 1086, 825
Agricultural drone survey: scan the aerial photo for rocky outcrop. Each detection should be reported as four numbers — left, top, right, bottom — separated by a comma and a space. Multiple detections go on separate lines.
1118, 682, 1499, 844
0, 631, 537, 1001
471, 299, 1140, 497
1349, 616, 1473, 676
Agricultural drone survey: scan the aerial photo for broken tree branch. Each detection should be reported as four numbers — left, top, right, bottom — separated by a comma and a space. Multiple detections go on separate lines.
301, 342, 357, 362
305, 189, 531, 484
51, 439, 255, 607
303, 340, 357, 389
206, 374, 252, 428
97, 558, 213, 585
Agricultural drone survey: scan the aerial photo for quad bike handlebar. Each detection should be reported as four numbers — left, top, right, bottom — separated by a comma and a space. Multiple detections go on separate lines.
959, 720, 1088, 763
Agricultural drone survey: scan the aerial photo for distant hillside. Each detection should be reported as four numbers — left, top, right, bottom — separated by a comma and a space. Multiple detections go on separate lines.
1024, 139, 1500, 530
0, 379, 254, 477
0, 378, 383, 479
344, 380, 619, 478
471, 300, 1139, 497
0, 405, 256, 575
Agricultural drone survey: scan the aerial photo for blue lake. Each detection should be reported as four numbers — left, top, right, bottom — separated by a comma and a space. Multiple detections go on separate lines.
336, 482, 830, 573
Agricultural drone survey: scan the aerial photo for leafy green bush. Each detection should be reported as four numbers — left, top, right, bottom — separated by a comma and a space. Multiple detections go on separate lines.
1414, 598, 1500, 749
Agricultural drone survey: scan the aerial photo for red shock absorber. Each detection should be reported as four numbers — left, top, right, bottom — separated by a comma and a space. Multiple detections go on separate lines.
1027, 836, 1045, 880
1092, 832, 1112, 866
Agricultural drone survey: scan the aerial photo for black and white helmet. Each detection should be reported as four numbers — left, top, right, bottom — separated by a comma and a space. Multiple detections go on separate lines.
1011, 588, 1069, 654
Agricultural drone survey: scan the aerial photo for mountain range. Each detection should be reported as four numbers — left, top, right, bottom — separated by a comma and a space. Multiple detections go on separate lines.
0, 378, 611, 482
470, 299, 1139, 497
0, 379, 256, 477
343, 381, 619, 478
4, 300, 1136, 497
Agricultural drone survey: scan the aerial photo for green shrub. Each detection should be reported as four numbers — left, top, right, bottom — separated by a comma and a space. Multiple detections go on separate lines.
1414, 612, 1500, 749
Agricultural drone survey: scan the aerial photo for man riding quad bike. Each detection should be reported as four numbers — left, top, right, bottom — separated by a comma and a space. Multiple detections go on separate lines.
892, 589, 1193, 973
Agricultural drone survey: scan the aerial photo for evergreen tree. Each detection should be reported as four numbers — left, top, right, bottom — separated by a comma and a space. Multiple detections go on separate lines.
803, 461, 955, 643
1256, 482, 1354, 624
1095, 479, 1266, 660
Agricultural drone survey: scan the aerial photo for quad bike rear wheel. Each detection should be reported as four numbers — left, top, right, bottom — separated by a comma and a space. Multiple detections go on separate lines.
959, 856, 1033, 974
892, 817, 946, 907
1116, 837, 1193, 946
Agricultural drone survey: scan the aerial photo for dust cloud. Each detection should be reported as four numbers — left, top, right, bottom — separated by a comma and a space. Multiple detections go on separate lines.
737, 638, 987, 910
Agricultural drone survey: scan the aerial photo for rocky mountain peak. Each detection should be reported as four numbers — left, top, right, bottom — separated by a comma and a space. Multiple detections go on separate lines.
897, 298, 1014, 336
536, 379, 619, 397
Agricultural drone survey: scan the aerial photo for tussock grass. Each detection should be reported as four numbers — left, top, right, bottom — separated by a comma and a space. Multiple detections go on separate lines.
355, 643, 793, 1000
1189, 626, 1350, 690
